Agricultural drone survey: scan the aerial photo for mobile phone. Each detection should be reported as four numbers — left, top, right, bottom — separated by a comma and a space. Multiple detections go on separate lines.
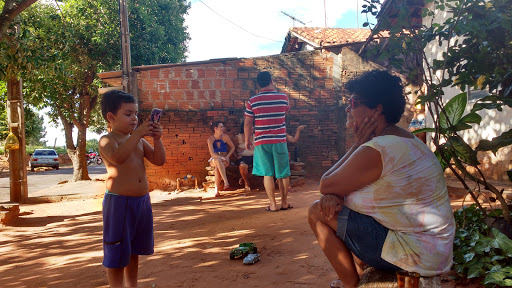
150, 108, 162, 123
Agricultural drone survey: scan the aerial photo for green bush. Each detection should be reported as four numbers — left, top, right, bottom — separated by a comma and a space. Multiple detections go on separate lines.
453, 204, 512, 286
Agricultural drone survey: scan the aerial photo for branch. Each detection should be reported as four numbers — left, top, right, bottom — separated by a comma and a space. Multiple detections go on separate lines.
0, 0, 39, 39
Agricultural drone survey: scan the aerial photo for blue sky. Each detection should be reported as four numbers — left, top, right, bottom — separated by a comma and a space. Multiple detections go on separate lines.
43, 0, 376, 146
185, 0, 376, 62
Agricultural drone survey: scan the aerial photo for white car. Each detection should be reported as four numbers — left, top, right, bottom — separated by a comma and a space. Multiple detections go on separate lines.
30, 149, 60, 171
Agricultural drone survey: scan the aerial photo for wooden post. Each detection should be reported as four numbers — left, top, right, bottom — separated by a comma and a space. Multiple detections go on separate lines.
7, 77, 28, 203
119, 0, 132, 93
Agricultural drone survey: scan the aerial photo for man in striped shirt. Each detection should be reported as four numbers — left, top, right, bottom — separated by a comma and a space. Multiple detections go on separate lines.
244, 71, 293, 212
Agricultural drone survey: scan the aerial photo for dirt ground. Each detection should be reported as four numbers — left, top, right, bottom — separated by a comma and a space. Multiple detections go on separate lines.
0, 177, 487, 288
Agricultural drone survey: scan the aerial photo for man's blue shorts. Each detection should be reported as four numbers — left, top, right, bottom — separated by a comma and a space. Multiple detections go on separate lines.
252, 143, 291, 179
336, 206, 401, 271
102, 192, 154, 268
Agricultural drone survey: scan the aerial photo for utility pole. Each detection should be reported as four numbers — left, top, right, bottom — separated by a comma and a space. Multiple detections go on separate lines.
324, 0, 327, 27
281, 11, 306, 27
119, 0, 132, 93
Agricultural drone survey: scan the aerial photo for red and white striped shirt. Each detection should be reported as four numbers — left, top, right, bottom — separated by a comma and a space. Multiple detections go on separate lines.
245, 89, 289, 146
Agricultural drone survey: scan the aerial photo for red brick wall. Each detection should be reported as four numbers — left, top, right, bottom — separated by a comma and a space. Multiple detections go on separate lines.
136, 49, 383, 191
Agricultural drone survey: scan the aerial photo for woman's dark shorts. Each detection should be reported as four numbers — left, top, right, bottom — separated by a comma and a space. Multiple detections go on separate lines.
336, 206, 401, 271
237, 156, 253, 166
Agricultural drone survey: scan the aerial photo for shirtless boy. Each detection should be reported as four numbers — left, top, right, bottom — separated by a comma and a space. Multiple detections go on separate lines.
99, 90, 166, 288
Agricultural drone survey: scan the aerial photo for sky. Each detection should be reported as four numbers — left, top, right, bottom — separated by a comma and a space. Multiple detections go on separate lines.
41, 0, 373, 147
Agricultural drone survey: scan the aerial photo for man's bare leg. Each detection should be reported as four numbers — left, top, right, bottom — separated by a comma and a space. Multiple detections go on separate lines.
106, 267, 124, 288
277, 177, 290, 209
263, 176, 277, 211
239, 163, 251, 190
124, 254, 139, 288
308, 201, 360, 288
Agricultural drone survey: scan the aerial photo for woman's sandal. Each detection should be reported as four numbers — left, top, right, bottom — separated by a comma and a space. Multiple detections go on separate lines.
330, 279, 343, 288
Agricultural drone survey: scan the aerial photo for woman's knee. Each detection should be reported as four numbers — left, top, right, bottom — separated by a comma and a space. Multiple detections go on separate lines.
308, 200, 321, 224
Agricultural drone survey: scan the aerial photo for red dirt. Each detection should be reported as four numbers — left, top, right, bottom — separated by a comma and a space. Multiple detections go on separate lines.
0, 175, 485, 287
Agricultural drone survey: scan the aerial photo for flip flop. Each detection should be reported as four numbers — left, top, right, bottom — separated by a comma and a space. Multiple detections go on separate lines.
280, 204, 293, 210
266, 206, 279, 212
330, 279, 344, 288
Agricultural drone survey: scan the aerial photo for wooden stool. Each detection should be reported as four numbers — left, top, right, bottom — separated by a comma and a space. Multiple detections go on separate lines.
175, 175, 199, 192
357, 267, 441, 288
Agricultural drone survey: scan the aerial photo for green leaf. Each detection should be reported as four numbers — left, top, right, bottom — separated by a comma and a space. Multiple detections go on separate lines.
467, 262, 484, 278
440, 92, 467, 129
492, 228, 512, 257
476, 129, 512, 153
434, 148, 451, 171
447, 135, 480, 165
483, 271, 506, 285
459, 112, 482, 124
411, 127, 435, 134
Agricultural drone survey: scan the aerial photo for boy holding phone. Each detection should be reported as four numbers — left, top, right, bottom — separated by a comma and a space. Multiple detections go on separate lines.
99, 90, 166, 287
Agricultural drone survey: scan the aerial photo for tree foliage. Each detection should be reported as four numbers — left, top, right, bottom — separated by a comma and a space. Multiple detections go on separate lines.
1, 0, 190, 181
1, 81, 46, 146
0, 0, 39, 39
129, 0, 190, 66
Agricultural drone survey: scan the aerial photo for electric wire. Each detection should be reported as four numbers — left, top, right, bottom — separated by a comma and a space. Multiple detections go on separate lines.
197, 0, 281, 43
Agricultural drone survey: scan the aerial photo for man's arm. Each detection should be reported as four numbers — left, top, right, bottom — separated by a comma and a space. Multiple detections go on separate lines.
244, 115, 254, 151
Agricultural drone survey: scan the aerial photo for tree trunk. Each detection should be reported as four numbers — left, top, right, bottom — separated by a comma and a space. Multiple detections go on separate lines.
71, 124, 90, 181
58, 110, 90, 181
6, 76, 28, 202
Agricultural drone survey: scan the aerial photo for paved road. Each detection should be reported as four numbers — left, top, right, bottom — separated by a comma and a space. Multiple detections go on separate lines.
0, 164, 106, 203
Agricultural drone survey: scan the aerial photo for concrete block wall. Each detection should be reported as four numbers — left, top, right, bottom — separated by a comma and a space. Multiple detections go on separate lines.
136, 49, 382, 191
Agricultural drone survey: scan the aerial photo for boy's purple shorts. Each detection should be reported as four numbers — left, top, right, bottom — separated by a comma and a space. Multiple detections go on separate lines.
102, 192, 154, 268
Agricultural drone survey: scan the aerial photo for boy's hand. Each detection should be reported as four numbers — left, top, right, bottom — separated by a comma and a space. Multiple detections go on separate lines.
297, 125, 306, 132
151, 121, 163, 140
133, 116, 154, 138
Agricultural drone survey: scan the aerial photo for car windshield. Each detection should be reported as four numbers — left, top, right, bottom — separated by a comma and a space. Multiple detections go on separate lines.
34, 150, 57, 156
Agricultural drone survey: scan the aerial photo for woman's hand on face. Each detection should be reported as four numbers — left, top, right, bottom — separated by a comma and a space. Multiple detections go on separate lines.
354, 110, 380, 146
319, 195, 343, 221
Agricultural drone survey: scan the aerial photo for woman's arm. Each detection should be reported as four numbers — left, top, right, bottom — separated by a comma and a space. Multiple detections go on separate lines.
287, 125, 306, 143
207, 137, 218, 158
320, 146, 382, 197
224, 135, 236, 159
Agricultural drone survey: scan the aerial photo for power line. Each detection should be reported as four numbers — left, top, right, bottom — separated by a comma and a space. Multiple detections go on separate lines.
197, 0, 281, 43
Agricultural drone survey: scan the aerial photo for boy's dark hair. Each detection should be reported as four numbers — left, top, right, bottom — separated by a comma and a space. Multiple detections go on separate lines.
100, 90, 137, 122
211, 121, 224, 133
257, 71, 272, 88
345, 70, 405, 124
